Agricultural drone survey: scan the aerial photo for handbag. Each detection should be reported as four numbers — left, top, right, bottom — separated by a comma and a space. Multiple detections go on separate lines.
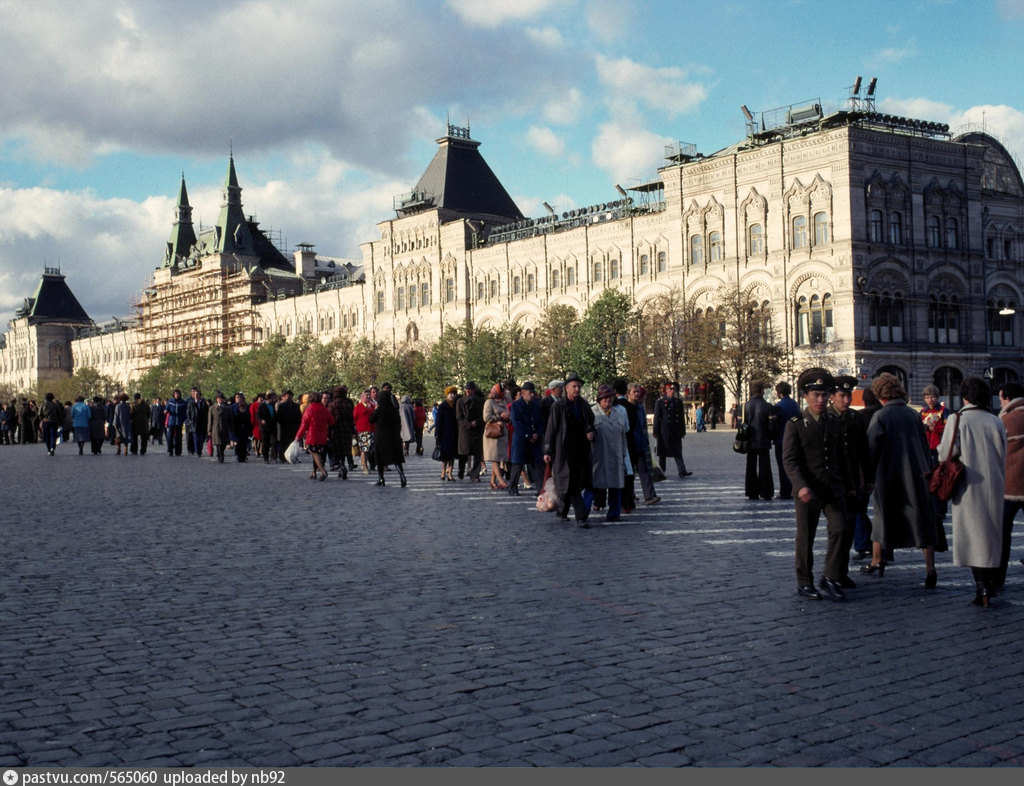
484, 420, 505, 439
928, 411, 964, 502
431, 443, 443, 461
733, 405, 750, 454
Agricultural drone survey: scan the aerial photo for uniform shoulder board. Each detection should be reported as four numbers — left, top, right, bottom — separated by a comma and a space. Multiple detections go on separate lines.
789, 416, 800, 422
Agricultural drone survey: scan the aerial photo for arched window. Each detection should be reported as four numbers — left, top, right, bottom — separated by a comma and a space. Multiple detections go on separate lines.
878, 365, 910, 395
945, 217, 959, 250
795, 293, 833, 345
889, 211, 903, 245
928, 295, 960, 344
690, 235, 704, 265
813, 212, 829, 245
490, 279, 498, 298
933, 366, 963, 411
639, 254, 649, 275
988, 299, 1016, 346
869, 210, 884, 243
927, 215, 941, 248
610, 258, 620, 279
376, 291, 384, 313
408, 285, 416, 308
792, 216, 808, 248
513, 275, 522, 295
421, 282, 430, 305
593, 260, 603, 282
748, 223, 764, 255
551, 268, 561, 288
657, 251, 667, 272
566, 267, 576, 286
527, 273, 536, 292
869, 293, 904, 343
709, 232, 723, 261
406, 323, 419, 343
476, 281, 485, 300
445, 277, 455, 303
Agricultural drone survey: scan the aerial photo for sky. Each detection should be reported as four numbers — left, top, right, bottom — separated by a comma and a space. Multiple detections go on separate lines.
1, 0, 1023, 328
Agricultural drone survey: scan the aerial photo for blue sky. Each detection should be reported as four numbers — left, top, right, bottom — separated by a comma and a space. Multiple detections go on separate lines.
1, 0, 1022, 327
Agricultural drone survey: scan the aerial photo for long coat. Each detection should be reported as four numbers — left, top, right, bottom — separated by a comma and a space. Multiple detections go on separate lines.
999, 397, 1024, 501
653, 395, 685, 458
456, 392, 484, 456
867, 399, 946, 551
433, 400, 458, 461
88, 402, 107, 440
543, 395, 594, 497
509, 396, 544, 465
591, 403, 632, 489
482, 397, 509, 462
207, 403, 232, 447
399, 396, 416, 444
743, 395, 772, 451
938, 406, 1006, 568
371, 391, 404, 466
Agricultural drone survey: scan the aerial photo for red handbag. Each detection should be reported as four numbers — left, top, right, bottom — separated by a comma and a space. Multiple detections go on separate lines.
928, 411, 964, 502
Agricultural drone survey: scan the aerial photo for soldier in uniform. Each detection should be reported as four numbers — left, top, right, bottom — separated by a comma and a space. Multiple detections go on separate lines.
783, 368, 850, 600
829, 375, 872, 587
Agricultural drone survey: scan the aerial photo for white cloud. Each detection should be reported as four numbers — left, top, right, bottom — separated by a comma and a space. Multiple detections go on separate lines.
543, 88, 585, 126
591, 121, 676, 186
525, 26, 564, 47
595, 55, 707, 118
447, 0, 557, 28
526, 126, 566, 158
585, 0, 629, 43
872, 39, 918, 65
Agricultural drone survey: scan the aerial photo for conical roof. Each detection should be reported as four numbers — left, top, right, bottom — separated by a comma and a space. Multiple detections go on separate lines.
24, 271, 91, 324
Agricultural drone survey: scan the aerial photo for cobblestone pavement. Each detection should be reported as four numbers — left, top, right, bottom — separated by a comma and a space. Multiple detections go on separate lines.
2, 429, 1023, 767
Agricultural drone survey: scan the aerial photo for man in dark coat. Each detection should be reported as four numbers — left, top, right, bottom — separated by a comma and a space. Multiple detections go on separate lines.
232, 392, 252, 463
207, 391, 232, 463
743, 381, 774, 501
275, 390, 302, 462
769, 381, 801, 500
653, 382, 691, 477
369, 382, 406, 487
329, 385, 355, 476
508, 381, 545, 496
185, 387, 209, 457
829, 375, 872, 584
543, 373, 595, 526
164, 389, 187, 456
614, 378, 640, 511
783, 368, 849, 601
130, 393, 151, 455
149, 397, 165, 445
456, 381, 485, 480
256, 390, 278, 463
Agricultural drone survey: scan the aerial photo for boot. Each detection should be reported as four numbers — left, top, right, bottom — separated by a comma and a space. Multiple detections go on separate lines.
398, 465, 407, 488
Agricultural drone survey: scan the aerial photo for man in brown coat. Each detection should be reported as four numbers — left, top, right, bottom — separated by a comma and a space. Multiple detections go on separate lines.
997, 382, 1024, 587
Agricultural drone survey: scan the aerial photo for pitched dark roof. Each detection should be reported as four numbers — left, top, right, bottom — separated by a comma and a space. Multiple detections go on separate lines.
23, 271, 92, 324
400, 132, 522, 221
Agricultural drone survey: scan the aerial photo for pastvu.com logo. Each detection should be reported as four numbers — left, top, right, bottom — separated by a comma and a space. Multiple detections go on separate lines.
3, 770, 18, 785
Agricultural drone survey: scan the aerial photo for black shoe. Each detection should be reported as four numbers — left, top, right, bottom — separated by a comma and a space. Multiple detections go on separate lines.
340, 467, 348, 479
860, 561, 886, 577
375, 477, 385, 487
679, 471, 693, 477
925, 570, 938, 589
797, 585, 822, 600
508, 489, 520, 496
818, 578, 845, 601
852, 550, 870, 561
605, 515, 620, 522
576, 519, 590, 528
644, 496, 661, 505
838, 576, 856, 589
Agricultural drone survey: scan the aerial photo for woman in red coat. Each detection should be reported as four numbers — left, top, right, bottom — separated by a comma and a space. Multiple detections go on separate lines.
353, 389, 376, 473
295, 391, 336, 481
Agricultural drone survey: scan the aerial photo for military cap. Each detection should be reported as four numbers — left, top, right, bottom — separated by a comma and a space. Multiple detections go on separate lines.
797, 368, 836, 393
834, 375, 858, 393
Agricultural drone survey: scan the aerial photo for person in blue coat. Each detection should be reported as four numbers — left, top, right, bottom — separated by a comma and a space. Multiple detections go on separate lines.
433, 386, 460, 481
164, 389, 188, 456
508, 381, 545, 496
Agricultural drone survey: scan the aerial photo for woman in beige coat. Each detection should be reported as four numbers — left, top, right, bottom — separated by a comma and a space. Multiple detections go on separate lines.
483, 384, 510, 489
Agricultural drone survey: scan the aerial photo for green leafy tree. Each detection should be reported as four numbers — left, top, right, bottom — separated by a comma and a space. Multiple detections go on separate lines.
568, 289, 637, 385
531, 303, 580, 384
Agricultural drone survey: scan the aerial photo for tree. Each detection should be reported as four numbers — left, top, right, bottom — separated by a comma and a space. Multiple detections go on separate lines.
569, 288, 637, 385
531, 304, 580, 384
41, 366, 121, 403
715, 285, 787, 405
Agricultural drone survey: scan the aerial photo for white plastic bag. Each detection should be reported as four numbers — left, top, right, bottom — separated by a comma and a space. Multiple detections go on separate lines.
284, 439, 303, 464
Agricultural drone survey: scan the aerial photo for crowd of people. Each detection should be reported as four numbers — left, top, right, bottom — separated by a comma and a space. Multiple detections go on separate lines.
737, 367, 1020, 608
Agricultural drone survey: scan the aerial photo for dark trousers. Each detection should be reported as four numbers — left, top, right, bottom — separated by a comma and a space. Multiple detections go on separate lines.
774, 442, 793, 499
508, 461, 542, 493
41, 422, 58, 453
261, 433, 277, 462
235, 441, 248, 462
166, 426, 182, 455
191, 430, 207, 456
90, 437, 103, 455
745, 448, 774, 500
997, 499, 1023, 587
795, 497, 848, 586
853, 511, 873, 553
458, 452, 482, 479
559, 491, 589, 521
592, 487, 622, 518
635, 452, 657, 502
131, 432, 147, 455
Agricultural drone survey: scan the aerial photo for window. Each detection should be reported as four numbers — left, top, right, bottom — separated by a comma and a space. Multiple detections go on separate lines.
709, 232, 723, 261
513, 276, 522, 295
477, 282, 485, 300
792, 216, 808, 249
593, 260, 603, 282
928, 295, 960, 344
408, 286, 416, 308
813, 212, 829, 245
690, 235, 704, 265
639, 254, 649, 275
490, 279, 498, 298
376, 291, 384, 313
657, 251, 667, 272
869, 210, 884, 243
527, 273, 536, 292
396, 288, 404, 310
933, 366, 963, 411
748, 224, 764, 255
795, 293, 834, 345
869, 294, 904, 343
551, 269, 561, 288
987, 236, 996, 258
889, 211, 903, 245
421, 282, 430, 305
1006, 239, 1014, 261
445, 277, 455, 303
945, 217, 959, 250
566, 267, 576, 286
988, 300, 1016, 346
610, 258, 620, 279
927, 216, 941, 248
